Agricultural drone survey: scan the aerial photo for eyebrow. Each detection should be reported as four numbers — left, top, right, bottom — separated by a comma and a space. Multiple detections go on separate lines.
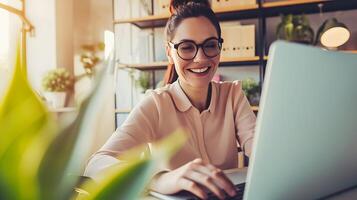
177, 36, 218, 44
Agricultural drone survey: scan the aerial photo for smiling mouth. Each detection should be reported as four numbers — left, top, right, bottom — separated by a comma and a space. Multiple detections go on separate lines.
188, 67, 210, 74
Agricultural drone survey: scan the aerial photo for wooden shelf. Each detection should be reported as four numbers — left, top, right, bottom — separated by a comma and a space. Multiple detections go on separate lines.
118, 61, 169, 70
343, 50, 357, 54
117, 56, 268, 70
115, 109, 132, 113
222, 56, 268, 62
214, 4, 259, 14
262, 0, 328, 8
114, 14, 170, 28
251, 106, 259, 112
262, 0, 357, 18
114, 0, 357, 28
114, 4, 259, 28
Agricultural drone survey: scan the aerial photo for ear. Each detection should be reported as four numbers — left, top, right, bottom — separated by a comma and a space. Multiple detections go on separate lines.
166, 45, 174, 64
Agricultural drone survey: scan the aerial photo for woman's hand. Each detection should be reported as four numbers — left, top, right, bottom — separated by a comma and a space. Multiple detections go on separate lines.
150, 158, 237, 199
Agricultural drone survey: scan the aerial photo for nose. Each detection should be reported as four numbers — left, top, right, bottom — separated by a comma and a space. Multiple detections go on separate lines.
193, 47, 208, 62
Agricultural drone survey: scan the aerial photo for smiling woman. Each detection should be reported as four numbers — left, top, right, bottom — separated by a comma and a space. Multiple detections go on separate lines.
85, 0, 256, 199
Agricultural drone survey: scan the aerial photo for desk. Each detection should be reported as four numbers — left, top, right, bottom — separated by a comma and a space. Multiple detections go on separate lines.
144, 188, 357, 200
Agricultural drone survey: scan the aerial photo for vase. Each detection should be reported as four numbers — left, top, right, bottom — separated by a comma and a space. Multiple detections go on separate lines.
44, 92, 67, 109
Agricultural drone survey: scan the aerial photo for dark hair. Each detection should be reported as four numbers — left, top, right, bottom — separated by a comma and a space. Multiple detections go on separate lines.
163, 0, 221, 85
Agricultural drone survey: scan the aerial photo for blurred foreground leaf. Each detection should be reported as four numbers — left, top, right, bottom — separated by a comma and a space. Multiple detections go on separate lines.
0, 37, 187, 200
0, 40, 56, 199
37, 52, 117, 200
81, 130, 187, 200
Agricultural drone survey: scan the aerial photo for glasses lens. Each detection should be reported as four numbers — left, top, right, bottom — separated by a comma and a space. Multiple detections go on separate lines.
177, 41, 197, 60
203, 39, 221, 57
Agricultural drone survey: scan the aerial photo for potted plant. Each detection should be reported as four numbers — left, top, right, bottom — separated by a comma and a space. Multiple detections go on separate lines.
42, 68, 74, 108
136, 71, 151, 93
242, 78, 261, 106
80, 43, 104, 76
276, 14, 315, 44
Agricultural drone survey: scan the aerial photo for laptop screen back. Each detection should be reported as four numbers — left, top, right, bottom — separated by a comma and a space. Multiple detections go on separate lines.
244, 41, 357, 200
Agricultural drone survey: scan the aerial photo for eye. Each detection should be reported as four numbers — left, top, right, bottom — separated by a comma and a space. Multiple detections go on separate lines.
179, 43, 195, 51
204, 41, 219, 49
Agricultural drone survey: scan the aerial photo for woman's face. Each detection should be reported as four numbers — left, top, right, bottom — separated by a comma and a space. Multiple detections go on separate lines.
167, 16, 220, 89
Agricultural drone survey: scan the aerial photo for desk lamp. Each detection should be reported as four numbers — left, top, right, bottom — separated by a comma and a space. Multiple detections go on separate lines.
316, 18, 350, 49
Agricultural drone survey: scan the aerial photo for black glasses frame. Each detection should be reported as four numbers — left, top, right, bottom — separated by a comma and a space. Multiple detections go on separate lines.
168, 37, 224, 60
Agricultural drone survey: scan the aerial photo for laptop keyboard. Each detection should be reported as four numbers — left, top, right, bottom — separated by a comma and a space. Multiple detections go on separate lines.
187, 183, 245, 200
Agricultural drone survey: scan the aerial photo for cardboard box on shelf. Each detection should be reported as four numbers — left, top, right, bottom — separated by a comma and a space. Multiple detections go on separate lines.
212, 0, 256, 10
156, 0, 170, 15
221, 24, 255, 58
154, 27, 167, 62
211, 0, 221, 10
131, 0, 153, 18
240, 25, 255, 57
221, 25, 242, 58
133, 29, 154, 63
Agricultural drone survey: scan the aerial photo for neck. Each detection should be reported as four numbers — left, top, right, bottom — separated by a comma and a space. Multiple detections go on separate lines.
179, 80, 211, 112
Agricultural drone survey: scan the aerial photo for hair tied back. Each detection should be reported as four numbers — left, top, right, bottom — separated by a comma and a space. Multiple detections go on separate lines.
169, 0, 211, 14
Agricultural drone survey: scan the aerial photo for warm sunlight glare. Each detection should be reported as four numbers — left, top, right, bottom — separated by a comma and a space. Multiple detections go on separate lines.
0, 6, 10, 97
0, 9, 10, 70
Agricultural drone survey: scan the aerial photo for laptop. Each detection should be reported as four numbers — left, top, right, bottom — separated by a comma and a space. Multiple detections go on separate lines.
150, 41, 357, 200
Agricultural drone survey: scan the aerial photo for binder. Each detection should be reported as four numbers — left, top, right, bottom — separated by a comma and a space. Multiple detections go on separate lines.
221, 25, 243, 58
154, 27, 167, 62
221, 24, 255, 58
213, 0, 256, 9
116, 24, 133, 63
241, 25, 255, 57
133, 29, 154, 63
115, 0, 131, 19
132, 0, 153, 18
157, 0, 170, 15
211, 0, 222, 10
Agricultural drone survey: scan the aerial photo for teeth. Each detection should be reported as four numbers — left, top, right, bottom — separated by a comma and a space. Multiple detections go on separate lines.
190, 67, 209, 73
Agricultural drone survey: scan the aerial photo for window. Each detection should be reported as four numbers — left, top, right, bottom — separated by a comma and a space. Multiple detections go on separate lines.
0, 3, 10, 96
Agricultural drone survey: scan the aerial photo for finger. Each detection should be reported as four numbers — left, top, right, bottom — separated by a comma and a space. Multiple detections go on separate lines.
185, 170, 226, 199
178, 177, 207, 199
204, 164, 237, 197
192, 158, 204, 164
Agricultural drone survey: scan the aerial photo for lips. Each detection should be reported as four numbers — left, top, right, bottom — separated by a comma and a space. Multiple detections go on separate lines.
188, 66, 210, 74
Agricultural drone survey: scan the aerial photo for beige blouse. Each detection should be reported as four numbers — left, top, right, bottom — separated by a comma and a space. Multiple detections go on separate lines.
84, 81, 256, 178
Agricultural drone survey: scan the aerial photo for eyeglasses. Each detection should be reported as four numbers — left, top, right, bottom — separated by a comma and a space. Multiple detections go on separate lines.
168, 37, 224, 60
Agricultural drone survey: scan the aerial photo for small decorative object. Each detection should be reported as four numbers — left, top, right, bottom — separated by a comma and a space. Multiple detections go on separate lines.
136, 71, 151, 93
42, 68, 74, 108
80, 43, 104, 76
242, 78, 260, 106
276, 14, 314, 44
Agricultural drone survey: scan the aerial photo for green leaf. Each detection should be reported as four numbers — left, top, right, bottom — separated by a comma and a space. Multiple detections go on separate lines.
81, 130, 187, 200
37, 53, 117, 200
81, 157, 155, 200
0, 40, 56, 199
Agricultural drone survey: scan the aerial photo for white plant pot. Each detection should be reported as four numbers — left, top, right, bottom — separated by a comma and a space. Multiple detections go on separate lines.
44, 92, 67, 109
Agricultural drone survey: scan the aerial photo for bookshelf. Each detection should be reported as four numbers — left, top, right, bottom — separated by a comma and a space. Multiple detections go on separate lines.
113, 0, 357, 126
114, 0, 357, 80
